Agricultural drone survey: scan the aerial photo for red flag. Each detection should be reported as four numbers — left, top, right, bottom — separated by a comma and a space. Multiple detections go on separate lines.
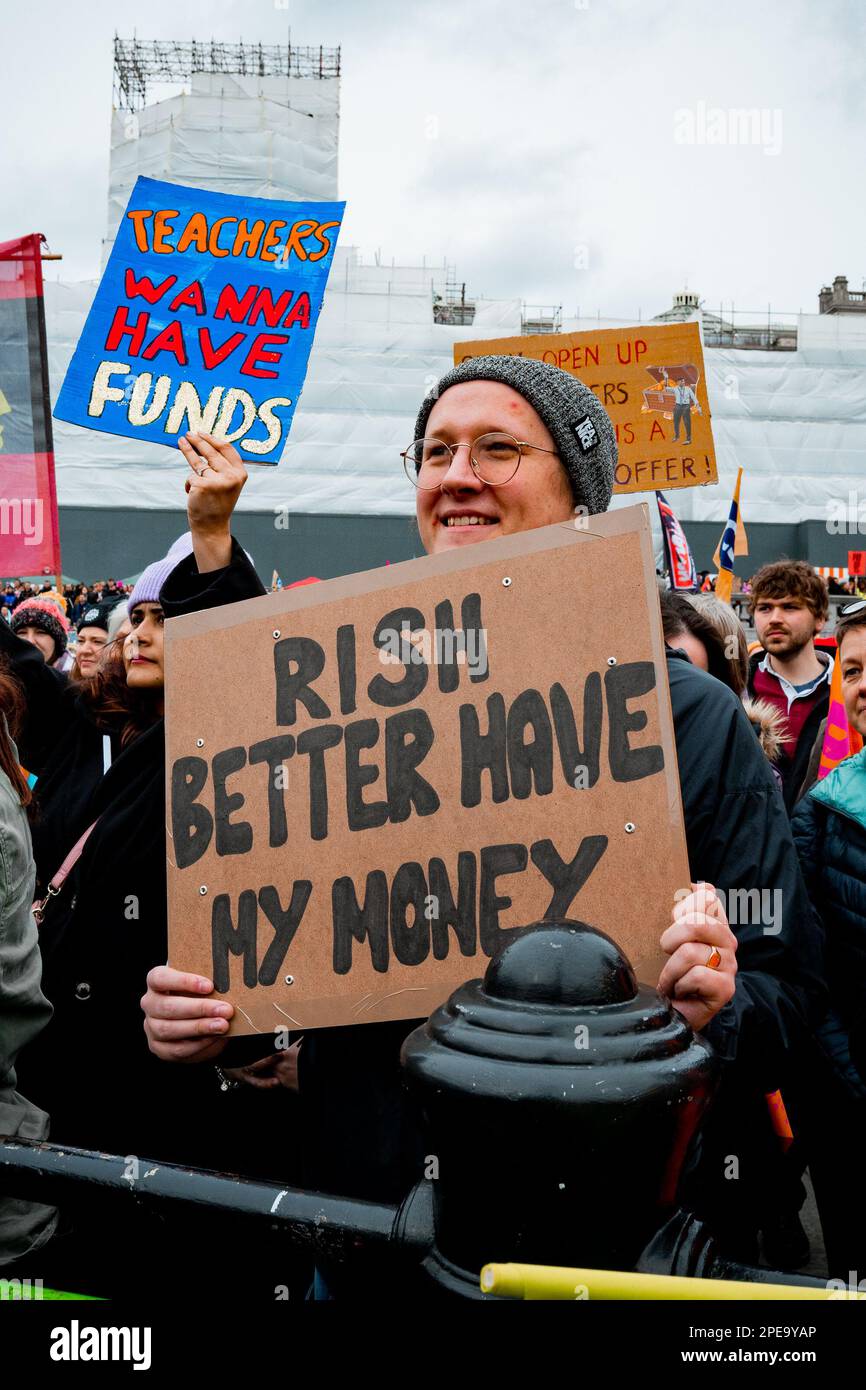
657, 491, 697, 590
0, 234, 61, 578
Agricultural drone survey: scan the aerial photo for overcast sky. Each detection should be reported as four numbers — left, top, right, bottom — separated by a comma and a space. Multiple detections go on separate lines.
2, 0, 864, 319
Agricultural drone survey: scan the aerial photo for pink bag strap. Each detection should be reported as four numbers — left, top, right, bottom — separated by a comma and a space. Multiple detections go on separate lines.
32, 820, 99, 924
50, 821, 98, 889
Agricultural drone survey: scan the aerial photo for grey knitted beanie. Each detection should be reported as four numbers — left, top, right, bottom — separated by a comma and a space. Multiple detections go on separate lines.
413, 354, 616, 514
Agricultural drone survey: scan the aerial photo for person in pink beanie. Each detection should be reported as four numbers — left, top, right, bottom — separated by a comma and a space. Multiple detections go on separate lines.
10, 597, 71, 671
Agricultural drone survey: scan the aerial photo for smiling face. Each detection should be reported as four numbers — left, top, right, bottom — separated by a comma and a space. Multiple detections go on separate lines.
76, 625, 108, 678
415, 381, 575, 555
839, 625, 866, 738
124, 603, 165, 692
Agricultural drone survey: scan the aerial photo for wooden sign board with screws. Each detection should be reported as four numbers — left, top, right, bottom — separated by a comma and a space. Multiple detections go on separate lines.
165, 503, 688, 1034
455, 320, 717, 495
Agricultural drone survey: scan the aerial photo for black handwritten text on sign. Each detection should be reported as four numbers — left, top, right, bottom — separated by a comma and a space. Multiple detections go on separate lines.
165, 521, 684, 1032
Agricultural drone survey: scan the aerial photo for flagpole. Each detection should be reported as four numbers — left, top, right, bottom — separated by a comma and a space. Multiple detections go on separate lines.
714, 468, 744, 606
656, 492, 671, 589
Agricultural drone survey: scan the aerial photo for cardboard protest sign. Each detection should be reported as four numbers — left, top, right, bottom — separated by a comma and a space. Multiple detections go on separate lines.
848, 551, 866, 578
165, 504, 689, 1035
455, 322, 717, 495
54, 177, 343, 464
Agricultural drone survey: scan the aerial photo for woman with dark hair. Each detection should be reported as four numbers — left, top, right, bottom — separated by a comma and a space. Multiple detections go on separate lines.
0, 598, 151, 916
5, 441, 313, 1297
659, 590, 736, 691
0, 665, 56, 1267
6, 441, 285, 1176
687, 593, 751, 697
0, 667, 31, 804
661, 590, 787, 784
4, 441, 312, 1298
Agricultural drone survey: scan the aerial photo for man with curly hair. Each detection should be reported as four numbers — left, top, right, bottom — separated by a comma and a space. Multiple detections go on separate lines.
747, 560, 832, 813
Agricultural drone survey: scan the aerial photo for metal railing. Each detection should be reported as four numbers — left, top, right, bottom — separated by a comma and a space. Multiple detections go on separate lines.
0, 1138, 829, 1300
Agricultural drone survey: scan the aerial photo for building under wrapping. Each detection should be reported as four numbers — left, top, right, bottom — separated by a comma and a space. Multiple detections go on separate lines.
40, 38, 866, 582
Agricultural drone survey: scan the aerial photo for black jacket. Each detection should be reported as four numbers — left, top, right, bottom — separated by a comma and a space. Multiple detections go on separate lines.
0, 621, 125, 895
297, 650, 827, 1207
668, 650, 824, 1074
747, 649, 832, 815
13, 542, 274, 1165
791, 749, 866, 1074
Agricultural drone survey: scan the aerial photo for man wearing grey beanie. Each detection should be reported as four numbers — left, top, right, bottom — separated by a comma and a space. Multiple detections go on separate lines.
404, 354, 823, 1271
145, 376, 824, 1283
408, 354, 616, 553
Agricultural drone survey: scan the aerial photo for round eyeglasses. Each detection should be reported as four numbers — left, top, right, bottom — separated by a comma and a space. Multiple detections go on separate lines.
401, 432, 559, 490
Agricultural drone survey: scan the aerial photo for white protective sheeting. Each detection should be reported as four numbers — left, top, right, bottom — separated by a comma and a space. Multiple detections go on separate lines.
47, 63, 865, 529
657, 319, 866, 526
44, 270, 866, 526
103, 72, 339, 266
797, 311, 866, 355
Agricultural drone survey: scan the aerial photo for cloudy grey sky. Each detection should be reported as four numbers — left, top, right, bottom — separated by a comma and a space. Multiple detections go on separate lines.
2, 0, 864, 318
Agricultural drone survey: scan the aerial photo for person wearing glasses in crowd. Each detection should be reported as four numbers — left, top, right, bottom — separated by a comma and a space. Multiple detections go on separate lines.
143, 357, 825, 1289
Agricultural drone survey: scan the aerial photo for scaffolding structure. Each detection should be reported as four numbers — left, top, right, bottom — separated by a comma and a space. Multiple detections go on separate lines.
521, 304, 563, 335
112, 35, 341, 111
433, 264, 477, 326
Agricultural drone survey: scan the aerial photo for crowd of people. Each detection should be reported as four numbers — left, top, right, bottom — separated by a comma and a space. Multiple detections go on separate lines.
2, 577, 130, 620
0, 580, 131, 683
1, 353, 865, 1299
696, 570, 866, 603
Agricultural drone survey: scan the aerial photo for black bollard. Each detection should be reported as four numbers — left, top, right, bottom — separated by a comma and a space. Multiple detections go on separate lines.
401, 919, 720, 1298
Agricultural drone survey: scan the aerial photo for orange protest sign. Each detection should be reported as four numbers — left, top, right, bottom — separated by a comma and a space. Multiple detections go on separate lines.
455, 321, 717, 495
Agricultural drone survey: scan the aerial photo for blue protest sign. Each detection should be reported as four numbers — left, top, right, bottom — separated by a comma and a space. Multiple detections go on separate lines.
54, 177, 344, 464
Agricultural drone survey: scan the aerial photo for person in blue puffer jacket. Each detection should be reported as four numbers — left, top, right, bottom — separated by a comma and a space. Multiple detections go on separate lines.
792, 598, 866, 1278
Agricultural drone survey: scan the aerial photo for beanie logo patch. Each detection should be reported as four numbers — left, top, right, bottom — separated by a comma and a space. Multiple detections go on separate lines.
83, 608, 100, 623
572, 416, 599, 454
